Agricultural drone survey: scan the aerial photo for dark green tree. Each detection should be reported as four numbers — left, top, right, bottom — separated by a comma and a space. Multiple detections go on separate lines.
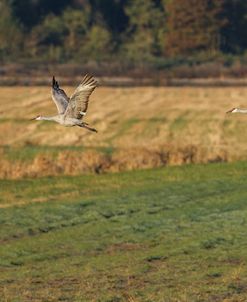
124, 0, 165, 61
9, 0, 69, 29
221, 0, 247, 54
81, 25, 112, 61
27, 14, 66, 61
62, 7, 91, 59
0, 0, 23, 60
89, 0, 128, 34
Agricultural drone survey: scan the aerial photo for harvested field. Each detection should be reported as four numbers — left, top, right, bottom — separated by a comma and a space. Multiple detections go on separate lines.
0, 86, 247, 177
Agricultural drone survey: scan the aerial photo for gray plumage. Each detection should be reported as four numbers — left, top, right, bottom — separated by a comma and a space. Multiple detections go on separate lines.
31, 75, 98, 132
51, 76, 69, 114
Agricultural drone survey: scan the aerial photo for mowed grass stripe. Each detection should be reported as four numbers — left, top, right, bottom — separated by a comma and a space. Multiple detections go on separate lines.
1, 162, 247, 301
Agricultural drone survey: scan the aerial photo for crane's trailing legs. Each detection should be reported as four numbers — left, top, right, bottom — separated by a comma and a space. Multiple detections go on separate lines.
78, 123, 98, 132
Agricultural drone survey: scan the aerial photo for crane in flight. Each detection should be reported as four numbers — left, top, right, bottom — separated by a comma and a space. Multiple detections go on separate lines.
31, 74, 98, 132
226, 108, 247, 114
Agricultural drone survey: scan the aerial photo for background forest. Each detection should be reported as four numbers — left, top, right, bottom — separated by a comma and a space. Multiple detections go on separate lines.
1, 0, 247, 76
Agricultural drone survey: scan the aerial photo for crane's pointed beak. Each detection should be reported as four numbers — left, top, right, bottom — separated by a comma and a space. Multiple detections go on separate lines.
226, 108, 234, 114
30, 115, 40, 120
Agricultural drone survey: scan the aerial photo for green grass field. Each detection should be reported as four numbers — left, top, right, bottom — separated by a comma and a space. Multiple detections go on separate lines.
1, 162, 247, 301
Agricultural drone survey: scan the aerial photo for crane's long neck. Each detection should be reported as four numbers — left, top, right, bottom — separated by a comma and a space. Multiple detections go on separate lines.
235, 108, 247, 113
39, 115, 60, 122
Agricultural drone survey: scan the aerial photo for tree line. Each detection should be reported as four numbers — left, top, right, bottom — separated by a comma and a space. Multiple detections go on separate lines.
1, 0, 247, 69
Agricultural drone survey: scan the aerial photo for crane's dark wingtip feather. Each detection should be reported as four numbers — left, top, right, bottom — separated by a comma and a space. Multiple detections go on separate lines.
52, 76, 59, 89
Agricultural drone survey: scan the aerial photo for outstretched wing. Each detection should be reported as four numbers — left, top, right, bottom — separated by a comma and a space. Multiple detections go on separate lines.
64, 75, 98, 119
51, 76, 69, 114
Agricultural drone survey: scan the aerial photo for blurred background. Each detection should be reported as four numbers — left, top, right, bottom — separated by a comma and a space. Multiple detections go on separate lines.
3, 2, 247, 301
2, 0, 247, 82
1, 0, 247, 178
0, 0, 247, 178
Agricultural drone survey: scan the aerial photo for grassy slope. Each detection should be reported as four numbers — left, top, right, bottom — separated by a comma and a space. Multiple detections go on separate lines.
1, 162, 247, 301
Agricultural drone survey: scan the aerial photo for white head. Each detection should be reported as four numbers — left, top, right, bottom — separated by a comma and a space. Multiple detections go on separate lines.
30, 115, 42, 120
226, 108, 238, 114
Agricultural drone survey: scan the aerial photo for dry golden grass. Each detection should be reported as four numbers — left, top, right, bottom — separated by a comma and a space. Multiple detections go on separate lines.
1, 85, 247, 177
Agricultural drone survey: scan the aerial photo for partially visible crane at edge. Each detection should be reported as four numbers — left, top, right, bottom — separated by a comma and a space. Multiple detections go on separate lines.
226, 108, 247, 114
